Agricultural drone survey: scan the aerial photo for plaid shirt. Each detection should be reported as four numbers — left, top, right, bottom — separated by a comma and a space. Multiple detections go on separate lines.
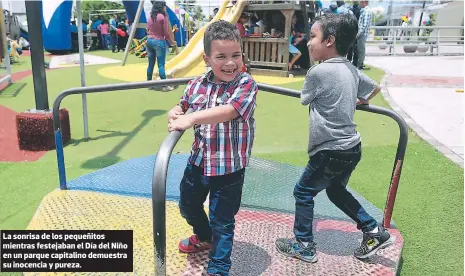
358, 6, 372, 37
178, 71, 258, 176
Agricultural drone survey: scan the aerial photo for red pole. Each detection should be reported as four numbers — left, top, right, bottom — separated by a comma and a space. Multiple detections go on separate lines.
383, 159, 403, 228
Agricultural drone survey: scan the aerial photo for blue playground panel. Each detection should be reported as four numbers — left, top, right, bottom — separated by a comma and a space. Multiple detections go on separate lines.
67, 153, 387, 225
40, 0, 72, 52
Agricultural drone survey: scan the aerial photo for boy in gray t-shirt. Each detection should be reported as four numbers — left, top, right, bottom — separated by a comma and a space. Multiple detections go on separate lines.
276, 13, 395, 263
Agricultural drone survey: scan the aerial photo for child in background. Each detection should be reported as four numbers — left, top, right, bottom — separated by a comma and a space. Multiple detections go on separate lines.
236, 13, 249, 36
167, 20, 257, 276
288, 14, 303, 70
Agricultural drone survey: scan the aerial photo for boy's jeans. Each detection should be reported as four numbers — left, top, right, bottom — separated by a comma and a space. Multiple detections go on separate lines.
146, 38, 166, 80
179, 164, 245, 276
293, 143, 378, 242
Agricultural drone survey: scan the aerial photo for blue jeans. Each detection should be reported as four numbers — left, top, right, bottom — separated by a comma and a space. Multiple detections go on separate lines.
357, 34, 367, 68
179, 164, 245, 276
102, 34, 111, 49
293, 143, 378, 242
146, 38, 166, 80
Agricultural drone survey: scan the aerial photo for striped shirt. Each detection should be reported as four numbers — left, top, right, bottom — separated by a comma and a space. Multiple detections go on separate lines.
358, 6, 372, 37
178, 70, 258, 176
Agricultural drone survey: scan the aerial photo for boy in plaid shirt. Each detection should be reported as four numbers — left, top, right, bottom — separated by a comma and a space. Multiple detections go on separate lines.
167, 20, 258, 276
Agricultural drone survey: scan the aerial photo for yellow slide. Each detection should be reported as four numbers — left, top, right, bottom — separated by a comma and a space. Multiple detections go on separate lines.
165, 0, 247, 78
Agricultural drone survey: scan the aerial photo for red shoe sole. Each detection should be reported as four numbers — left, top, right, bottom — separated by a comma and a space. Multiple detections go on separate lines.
178, 243, 212, 253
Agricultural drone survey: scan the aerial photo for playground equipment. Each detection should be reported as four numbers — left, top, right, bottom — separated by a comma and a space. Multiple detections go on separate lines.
128, 20, 182, 59
0, 1, 12, 88
2, 8, 21, 40
166, 0, 247, 78
121, 0, 247, 78
130, 36, 148, 58
40, 0, 185, 54
26, 78, 410, 275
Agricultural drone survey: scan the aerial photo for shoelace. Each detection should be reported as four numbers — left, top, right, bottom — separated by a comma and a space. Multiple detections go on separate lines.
357, 233, 378, 254
288, 238, 317, 254
189, 235, 200, 245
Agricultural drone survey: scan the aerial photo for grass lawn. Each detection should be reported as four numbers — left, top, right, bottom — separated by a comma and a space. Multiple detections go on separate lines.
0, 51, 463, 275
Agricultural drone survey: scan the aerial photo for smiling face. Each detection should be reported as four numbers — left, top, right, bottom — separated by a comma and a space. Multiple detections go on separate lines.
308, 14, 358, 61
308, 22, 329, 61
204, 40, 243, 83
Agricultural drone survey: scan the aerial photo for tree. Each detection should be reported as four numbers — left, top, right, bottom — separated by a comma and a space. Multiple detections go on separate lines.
176, 0, 205, 22
78, 0, 125, 23
192, 6, 205, 22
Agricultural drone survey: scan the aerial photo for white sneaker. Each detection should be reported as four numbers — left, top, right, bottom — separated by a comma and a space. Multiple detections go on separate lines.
162, 86, 175, 92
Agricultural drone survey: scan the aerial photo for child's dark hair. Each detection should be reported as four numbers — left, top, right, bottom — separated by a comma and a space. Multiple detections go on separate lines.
204, 20, 241, 56
314, 13, 358, 56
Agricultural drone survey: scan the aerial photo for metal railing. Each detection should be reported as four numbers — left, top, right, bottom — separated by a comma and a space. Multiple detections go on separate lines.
52, 78, 192, 188
52, 79, 408, 275
368, 26, 464, 56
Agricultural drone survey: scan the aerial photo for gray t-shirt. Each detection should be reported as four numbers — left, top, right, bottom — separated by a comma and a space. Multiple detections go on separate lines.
301, 57, 377, 157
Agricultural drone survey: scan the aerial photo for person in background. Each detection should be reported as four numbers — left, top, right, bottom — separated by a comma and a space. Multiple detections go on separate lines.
356, 0, 372, 70
347, 1, 361, 66
314, 0, 323, 14
236, 13, 249, 36
116, 21, 128, 52
5, 32, 22, 62
329, 4, 338, 14
351, 1, 362, 20
70, 21, 79, 52
246, 14, 259, 35
109, 14, 118, 52
336, 1, 353, 15
288, 14, 303, 70
70, 20, 78, 33
146, 0, 176, 91
90, 16, 103, 50
81, 20, 88, 49
168, 22, 180, 55
98, 19, 111, 50
209, 7, 219, 21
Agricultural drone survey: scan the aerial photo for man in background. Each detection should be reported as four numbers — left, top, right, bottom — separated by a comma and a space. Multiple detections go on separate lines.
109, 14, 119, 53
90, 16, 103, 50
356, 1, 372, 70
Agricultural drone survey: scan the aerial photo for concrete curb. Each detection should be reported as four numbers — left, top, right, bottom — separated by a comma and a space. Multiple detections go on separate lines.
378, 72, 464, 168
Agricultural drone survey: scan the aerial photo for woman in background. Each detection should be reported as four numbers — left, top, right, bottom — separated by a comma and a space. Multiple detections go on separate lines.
98, 19, 111, 49
146, 0, 176, 91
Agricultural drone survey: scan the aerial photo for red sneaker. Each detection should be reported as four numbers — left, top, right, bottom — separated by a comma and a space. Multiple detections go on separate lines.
178, 234, 212, 253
